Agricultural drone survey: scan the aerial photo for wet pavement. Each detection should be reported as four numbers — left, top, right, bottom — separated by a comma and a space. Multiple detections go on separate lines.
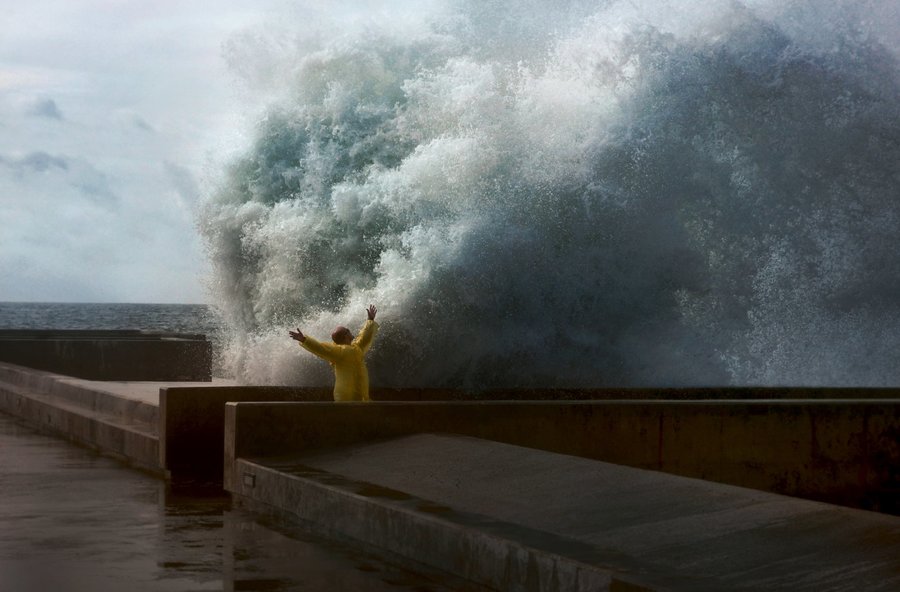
0, 413, 471, 592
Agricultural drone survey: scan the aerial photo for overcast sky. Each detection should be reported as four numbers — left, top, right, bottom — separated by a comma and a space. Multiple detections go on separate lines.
0, 0, 286, 303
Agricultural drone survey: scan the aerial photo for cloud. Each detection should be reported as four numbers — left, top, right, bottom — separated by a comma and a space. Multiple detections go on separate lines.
0, 1, 288, 303
163, 160, 200, 207
132, 115, 154, 131
27, 98, 64, 120
69, 162, 118, 205
110, 109, 156, 132
0, 150, 118, 206
15, 151, 69, 172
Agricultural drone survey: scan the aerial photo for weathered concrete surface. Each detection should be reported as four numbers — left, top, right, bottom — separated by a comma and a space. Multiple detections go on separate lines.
230, 433, 900, 592
0, 376, 160, 474
194, 385, 900, 403
160, 386, 331, 478
0, 362, 234, 475
2, 359, 898, 590
3, 358, 899, 508
162, 384, 900, 486
0, 329, 211, 381
372, 386, 900, 401
225, 401, 900, 512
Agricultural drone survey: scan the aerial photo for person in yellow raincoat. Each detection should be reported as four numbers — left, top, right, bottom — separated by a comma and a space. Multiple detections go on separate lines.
288, 305, 379, 401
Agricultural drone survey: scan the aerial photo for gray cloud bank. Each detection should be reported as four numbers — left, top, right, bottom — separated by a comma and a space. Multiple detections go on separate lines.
26, 98, 63, 120
0, 1, 285, 303
0, 151, 118, 205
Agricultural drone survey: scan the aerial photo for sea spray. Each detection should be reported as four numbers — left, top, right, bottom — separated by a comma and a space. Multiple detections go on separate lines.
200, 0, 900, 387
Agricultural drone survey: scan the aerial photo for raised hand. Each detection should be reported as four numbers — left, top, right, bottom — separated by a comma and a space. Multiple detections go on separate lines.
366, 305, 377, 321
288, 327, 305, 342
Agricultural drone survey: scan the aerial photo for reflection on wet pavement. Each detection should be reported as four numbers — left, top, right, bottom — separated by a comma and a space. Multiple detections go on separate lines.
0, 414, 471, 592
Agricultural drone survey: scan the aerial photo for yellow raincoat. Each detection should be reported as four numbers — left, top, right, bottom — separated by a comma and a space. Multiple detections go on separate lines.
300, 320, 379, 401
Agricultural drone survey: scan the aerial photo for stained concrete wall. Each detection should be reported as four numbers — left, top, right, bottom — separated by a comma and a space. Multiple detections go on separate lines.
160, 386, 332, 478
225, 400, 900, 512
168, 382, 900, 484
0, 330, 211, 381
373, 386, 900, 400
0, 364, 160, 474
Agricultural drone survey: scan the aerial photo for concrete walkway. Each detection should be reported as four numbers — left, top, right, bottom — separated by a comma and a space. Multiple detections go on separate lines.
235, 433, 900, 592
0, 362, 235, 475
0, 361, 235, 407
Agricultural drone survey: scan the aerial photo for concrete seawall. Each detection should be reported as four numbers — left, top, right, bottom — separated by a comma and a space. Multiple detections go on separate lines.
0, 363, 161, 474
162, 384, 900, 493
160, 386, 331, 478
224, 400, 900, 512
3, 360, 898, 509
3, 360, 900, 590
0, 330, 211, 381
228, 431, 900, 592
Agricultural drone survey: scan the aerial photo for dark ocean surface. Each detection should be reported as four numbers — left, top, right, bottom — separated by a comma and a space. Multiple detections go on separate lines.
0, 302, 221, 335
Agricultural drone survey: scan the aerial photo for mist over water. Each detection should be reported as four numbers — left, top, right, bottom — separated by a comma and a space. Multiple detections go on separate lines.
200, 0, 900, 388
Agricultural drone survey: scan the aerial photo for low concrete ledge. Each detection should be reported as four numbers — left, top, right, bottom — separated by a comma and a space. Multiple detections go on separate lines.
232, 456, 627, 592
224, 400, 900, 512
372, 386, 900, 401
0, 330, 211, 381
0, 361, 160, 474
0, 362, 158, 427
0, 380, 160, 475
230, 434, 900, 592
164, 384, 900, 483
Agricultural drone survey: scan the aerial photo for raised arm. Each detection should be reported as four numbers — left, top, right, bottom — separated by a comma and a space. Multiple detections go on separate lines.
290, 327, 342, 362
353, 305, 379, 353
301, 335, 344, 362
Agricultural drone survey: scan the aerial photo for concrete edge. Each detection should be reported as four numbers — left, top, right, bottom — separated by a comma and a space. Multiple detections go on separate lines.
223, 400, 900, 512
0, 335, 212, 381
0, 362, 158, 428
159, 385, 331, 478
0, 381, 162, 476
231, 458, 655, 592
0, 362, 60, 393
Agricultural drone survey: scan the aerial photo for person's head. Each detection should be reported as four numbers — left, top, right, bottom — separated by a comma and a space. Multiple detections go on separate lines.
331, 325, 353, 345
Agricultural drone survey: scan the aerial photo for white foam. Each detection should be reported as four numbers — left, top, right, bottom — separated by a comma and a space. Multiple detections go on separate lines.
201, 0, 900, 387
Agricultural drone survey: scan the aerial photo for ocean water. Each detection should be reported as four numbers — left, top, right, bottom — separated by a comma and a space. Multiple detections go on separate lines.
0, 302, 220, 335
200, 0, 900, 389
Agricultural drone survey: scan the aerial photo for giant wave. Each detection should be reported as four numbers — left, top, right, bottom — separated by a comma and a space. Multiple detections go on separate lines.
200, 0, 900, 388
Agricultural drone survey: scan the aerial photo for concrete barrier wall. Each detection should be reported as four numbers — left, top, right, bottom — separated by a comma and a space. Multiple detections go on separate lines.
169, 382, 900, 485
0, 362, 158, 427
0, 330, 211, 381
373, 386, 900, 400
0, 362, 160, 473
160, 386, 332, 478
0, 382, 160, 475
225, 400, 900, 512
170, 384, 900, 480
